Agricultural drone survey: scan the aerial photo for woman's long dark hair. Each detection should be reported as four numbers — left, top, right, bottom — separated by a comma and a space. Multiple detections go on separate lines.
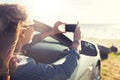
0, 4, 28, 80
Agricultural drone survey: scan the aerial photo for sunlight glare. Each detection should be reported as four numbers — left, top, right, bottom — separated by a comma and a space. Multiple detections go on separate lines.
25, 0, 64, 26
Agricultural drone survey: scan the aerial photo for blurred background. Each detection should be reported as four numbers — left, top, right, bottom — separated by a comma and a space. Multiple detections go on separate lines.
1, 0, 120, 80
1, 0, 120, 39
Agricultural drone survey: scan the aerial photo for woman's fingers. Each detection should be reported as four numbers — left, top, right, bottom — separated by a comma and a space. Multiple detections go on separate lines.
53, 21, 66, 34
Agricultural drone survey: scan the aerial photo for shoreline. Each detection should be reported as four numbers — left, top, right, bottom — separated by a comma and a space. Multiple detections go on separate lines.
82, 37, 120, 50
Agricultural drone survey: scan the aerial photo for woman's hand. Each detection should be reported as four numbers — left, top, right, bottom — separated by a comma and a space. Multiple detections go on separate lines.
73, 22, 81, 41
53, 21, 66, 34
71, 22, 81, 52
38, 21, 65, 41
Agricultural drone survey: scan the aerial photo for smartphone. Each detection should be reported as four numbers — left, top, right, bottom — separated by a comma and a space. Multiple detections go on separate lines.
65, 24, 76, 32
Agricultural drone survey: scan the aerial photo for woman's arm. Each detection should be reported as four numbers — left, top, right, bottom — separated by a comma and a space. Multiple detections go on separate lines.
32, 22, 81, 80
11, 49, 80, 80
34, 49, 80, 80
30, 21, 65, 45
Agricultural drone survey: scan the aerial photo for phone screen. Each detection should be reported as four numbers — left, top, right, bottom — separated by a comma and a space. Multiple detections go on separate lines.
65, 24, 76, 32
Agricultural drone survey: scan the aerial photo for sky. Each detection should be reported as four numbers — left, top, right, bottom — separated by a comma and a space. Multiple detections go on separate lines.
0, 0, 120, 25
0, 0, 120, 39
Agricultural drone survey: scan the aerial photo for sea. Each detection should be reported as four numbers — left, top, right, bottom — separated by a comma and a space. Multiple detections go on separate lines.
80, 24, 120, 39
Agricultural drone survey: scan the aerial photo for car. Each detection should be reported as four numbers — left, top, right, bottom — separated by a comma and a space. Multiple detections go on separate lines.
22, 20, 101, 80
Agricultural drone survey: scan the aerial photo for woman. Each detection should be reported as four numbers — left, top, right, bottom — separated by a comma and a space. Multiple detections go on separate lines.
0, 4, 81, 80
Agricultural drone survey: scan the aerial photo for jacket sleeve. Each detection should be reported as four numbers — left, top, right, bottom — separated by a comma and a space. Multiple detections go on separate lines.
33, 49, 80, 80
11, 49, 80, 80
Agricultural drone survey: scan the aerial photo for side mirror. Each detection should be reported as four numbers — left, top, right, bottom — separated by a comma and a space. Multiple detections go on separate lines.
81, 41, 97, 56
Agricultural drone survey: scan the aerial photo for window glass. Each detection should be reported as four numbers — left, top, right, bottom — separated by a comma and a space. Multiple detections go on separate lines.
81, 41, 97, 56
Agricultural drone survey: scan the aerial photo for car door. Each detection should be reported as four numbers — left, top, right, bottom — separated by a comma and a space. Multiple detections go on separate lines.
67, 41, 99, 80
